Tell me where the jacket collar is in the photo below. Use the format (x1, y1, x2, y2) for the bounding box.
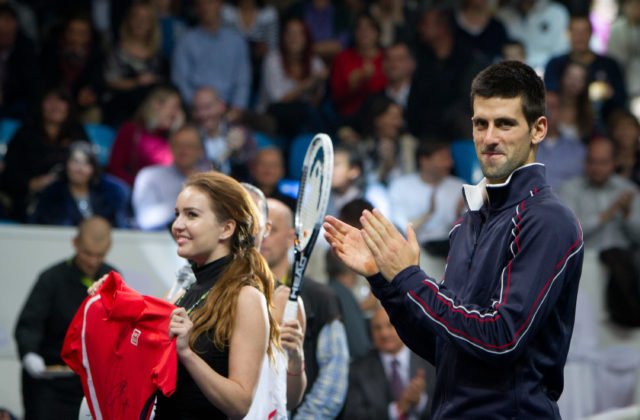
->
(463, 163, 548, 212)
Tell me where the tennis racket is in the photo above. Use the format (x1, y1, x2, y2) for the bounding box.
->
(283, 133, 334, 321)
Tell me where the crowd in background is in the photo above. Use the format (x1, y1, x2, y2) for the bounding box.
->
(1, 0, 640, 418)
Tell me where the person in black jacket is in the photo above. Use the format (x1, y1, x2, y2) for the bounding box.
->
(325, 60, 584, 418)
(14, 217, 115, 420)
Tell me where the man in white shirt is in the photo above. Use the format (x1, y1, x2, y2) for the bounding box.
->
(132, 124, 205, 230)
(388, 142, 464, 254)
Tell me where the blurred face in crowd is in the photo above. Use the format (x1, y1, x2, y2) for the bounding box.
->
(0, 12, 17, 49)
(173, 186, 233, 266)
(545, 92, 560, 133)
(67, 149, 94, 187)
(569, 17, 592, 54)
(624, 0, 640, 23)
(171, 127, 203, 173)
(283, 19, 308, 56)
(261, 199, 294, 269)
(419, 147, 454, 182)
(586, 138, 616, 187)
(354, 15, 379, 51)
(371, 307, 404, 355)
(192, 88, 226, 132)
(42, 93, 70, 125)
(561, 62, 587, 98)
(610, 114, 640, 151)
(331, 151, 360, 192)
(472, 96, 546, 184)
(383, 43, 415, 84)
(251, 148, 285, 191)
(64, 18, 92, 51)
(127, 4, 155, 40)
(153, 93, 183, 131)
(419, 9, 447, 45)
(374, 102, 403, 139)
(196, 0, 223, 28)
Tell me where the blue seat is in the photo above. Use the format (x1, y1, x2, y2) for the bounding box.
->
(450, 139, 483, 184)
(288, 133, 314, 179)
(84, 123, 117, 166)
(0, 118, 21, 161)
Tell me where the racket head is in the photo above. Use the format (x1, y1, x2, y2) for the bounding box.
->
(294, 133, 334, 252)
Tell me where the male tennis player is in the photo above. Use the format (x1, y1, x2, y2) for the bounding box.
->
(324, 60, 584, 418)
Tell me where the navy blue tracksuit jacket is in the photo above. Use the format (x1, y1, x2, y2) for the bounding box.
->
(368, 164, 584, 419)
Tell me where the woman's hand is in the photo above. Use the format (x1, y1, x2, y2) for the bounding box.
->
(281, 319, 304, 371)
(169, 308, 193, 356)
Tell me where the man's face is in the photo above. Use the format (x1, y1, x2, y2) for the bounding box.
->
(371, 308, 404, 354)
(569, 18, 592, 54)
(331, 152, 359, 191)
(420, 148, 454, 180)
(192, 89, 225, 131)
(260, 208, 294, 269)
(196, 0, 222, 27)
(171, 128, 203, 172)
(74, 236, 111, 278)
(383, 44, 415, 83)
(472, 96, 546, 183)
(586, 139, 616, 186)
(251, 149, 284, 190)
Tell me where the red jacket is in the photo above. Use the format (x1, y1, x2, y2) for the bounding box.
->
(62, 271, 177, 420)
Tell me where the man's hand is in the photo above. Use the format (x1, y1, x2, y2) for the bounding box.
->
(324, 215, 379, 277)
(23, 353, 46, 378)
(360, 209, 420, 281)
(397, 368, 426, 414)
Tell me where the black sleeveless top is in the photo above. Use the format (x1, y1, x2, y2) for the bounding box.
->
(155, 256, 232, 420)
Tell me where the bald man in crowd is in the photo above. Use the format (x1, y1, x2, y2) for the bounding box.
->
(14, 217, 116, 420)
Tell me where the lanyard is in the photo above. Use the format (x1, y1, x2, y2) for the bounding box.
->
(176, 289, 210, 314)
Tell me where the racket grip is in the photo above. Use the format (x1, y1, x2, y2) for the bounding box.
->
(283, 299, 298, 322)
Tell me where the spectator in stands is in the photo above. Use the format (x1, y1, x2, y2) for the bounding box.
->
(501, 38, 527, 62)
(326, 249, 371, 360)
(328, 144, 390, 217)
(607, 0, 640, 112)
(0, 0, 37, 44)
(545, 15, 627, 125)
(249, 146, 296, 211)
(342, 306, 435, 420)
(222, 0, 279, 99)
(536, 92, 586, 191)
(261, 198, 349, 418)
(560, 137, 640, 326)
(132, 124, 204, 230)
(172, 0, 251, 115)
(103, 0, 166, 126)
(259, 17, 328, 141)
(608, 108, 640, 186)
(150, 0, 187, 60)
(14, 217, 115, 420)
(288, 0, 351, 64)
(410, 6, 488, 141)
(29, 141, 129, 228)
(330, 13, 386, 122)
(41, 12, 105, 123)
(368, 0, 415, 48)
(388, 141, 464, 259)
(379, 41, 416, 116)
(191, 86, 255, 177)
(496, 0, 570, 73)
(359, 96, 417, 186)
(455, 0, 509, 61)
(1, 87, 89, 222)
(554, 60, 594, 143)
(0, 3, 39, 119)
(107, 85, 184, 186)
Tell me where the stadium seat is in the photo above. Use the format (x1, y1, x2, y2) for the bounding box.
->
(0, 118, 21, 161)
(288, 133, 314, 180)
(450, 139, 482, 184)
(84, 123, 117, 166)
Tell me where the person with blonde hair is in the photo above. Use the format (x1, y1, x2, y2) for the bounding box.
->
(154, 171, 279, 418)
(107, 85, 184, 186)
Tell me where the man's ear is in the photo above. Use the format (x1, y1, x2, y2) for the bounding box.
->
(219, 219, 237, 241)
(531, 116, 548, 145)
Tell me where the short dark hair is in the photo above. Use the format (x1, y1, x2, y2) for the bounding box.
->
(339, 198, 373, 229)
(334, 144, 363, 173)
(470, 60, 546, 128)
(415, 141, 450, 168)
